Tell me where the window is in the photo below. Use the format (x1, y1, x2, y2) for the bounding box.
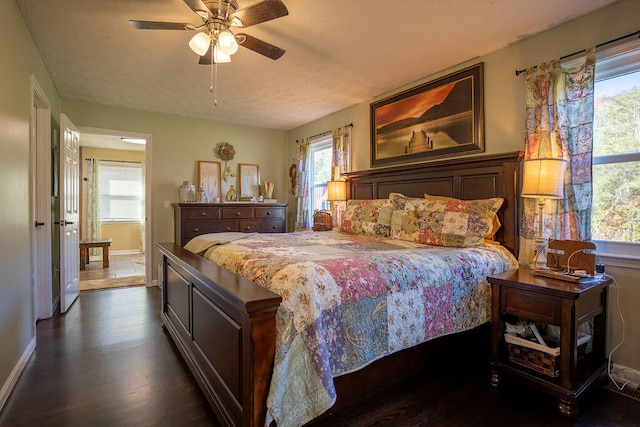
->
(592, 38, 640, 263)
(99, 161, 143, 222)
(308, 137, 332, 214)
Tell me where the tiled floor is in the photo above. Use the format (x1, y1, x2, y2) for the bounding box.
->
(79, 252, 146, 281)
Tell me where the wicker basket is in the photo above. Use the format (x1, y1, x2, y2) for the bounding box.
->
(313, 210, 333, 231)
(505, 332, 590, 378)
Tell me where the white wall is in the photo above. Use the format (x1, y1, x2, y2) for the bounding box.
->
(285, 0, 640, 371)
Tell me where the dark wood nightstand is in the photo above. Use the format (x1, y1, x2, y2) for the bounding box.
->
(488, 267, 611, 418)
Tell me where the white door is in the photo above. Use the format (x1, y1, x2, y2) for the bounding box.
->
(59, 114, 80, 313)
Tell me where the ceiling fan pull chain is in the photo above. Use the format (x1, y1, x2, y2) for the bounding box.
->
(209, 49, 218, 106)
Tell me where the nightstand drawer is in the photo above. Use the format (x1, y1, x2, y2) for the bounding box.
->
(502, 288, 557, 324)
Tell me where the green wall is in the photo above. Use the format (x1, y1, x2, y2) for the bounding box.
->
(61, 100, 288, 276)
(0, 0, 60, 403)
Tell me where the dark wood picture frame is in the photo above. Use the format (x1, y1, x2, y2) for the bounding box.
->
(370, 62, 484, 167)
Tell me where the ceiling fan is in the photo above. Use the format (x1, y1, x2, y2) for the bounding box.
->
(129, 0, 288, 64)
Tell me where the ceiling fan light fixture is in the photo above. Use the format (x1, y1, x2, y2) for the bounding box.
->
(217, 30, 239, 55)
(214, 45, 231, 63)
(189, 32, 212, 56)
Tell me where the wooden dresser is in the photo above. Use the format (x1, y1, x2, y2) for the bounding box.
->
(173, 203, 287, 246)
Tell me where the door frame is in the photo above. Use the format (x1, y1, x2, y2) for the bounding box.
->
(77, 126, 152, 284)
(31, 75, 53, 320)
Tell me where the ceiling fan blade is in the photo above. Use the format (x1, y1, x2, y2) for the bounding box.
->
(129, 20, 190, 30)
(183, 0, 212, 19)
(237, 33, 285, 60)
(232, 0, 288, 28)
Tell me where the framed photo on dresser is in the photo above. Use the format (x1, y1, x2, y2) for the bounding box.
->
(198, 161, 221, 201)
(238, 163, 261, 199)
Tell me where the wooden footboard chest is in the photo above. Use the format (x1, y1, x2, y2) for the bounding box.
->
(158, 242, 281, 426)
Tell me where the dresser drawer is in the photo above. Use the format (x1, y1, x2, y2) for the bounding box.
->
(221, 207, 253, 219)
(239, 220, 284, 233)
(181, 207, 221, 220)
(254, 207, 284, 219)
(184, 220, 238, 240)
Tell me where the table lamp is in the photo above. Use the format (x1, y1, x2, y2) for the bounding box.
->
(327, 180, 348, 228)
(521, 158, 567, 269)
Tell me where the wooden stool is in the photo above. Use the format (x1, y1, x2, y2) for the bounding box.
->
(79, 238, 112, 270)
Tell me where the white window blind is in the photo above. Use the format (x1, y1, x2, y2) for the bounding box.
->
(99, 161, 143, 222)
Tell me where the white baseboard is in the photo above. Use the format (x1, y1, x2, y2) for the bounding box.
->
(0, 336, 36, 411)
(111, 250, 144, 255)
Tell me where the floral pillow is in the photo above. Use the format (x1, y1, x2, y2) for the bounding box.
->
(389, 193, 503, 247)
(424, 193, 502, 241)
(340, 199, 392, 237)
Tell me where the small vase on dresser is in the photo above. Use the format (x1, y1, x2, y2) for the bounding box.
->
(226, 185, 238, 201)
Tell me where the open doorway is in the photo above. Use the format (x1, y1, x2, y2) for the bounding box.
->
(77, 127, 151, 291)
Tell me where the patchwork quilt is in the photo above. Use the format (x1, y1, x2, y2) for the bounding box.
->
(200, 231, 518, 427)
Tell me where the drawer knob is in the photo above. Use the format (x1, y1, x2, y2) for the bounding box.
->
(226, 227, 231, 231)
(201, 212, 206, 216)
(272, 225, 277, 229)
(194, 228, 199, 232)
(245, 226, 251, 230)
(236, 211, 241, 216)
(267, 211, 272, 215)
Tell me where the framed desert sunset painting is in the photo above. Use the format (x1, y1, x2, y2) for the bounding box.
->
(370, 63, 484, 167)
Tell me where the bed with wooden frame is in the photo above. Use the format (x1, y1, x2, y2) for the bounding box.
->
(157, 151, 523, 427)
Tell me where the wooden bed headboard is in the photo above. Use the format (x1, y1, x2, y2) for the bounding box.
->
(342, 151, 523, 257)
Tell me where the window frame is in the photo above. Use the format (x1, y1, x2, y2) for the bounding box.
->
(308, 137, 333, 216)
(591, 38, 640, 267)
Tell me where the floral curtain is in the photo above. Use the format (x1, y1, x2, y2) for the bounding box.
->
(519, 48, 596, 265)
(331, 126, 352, 225)
(294, 138, 310, 230)
(87, 158, 101, 255)
(331, 125, 352, 178)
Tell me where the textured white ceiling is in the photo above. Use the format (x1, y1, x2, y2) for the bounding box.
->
(16, 0, 618, 131)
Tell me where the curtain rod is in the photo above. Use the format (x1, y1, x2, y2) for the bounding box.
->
(515, 29, 640, 76)
(297, 123, 354, 144)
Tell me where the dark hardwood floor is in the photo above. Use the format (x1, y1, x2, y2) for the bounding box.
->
(1, 287, 637, 426)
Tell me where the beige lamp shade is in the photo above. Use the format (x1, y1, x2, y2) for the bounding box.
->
(521, 158, 568, 199)
(327, 181, 348, 201)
